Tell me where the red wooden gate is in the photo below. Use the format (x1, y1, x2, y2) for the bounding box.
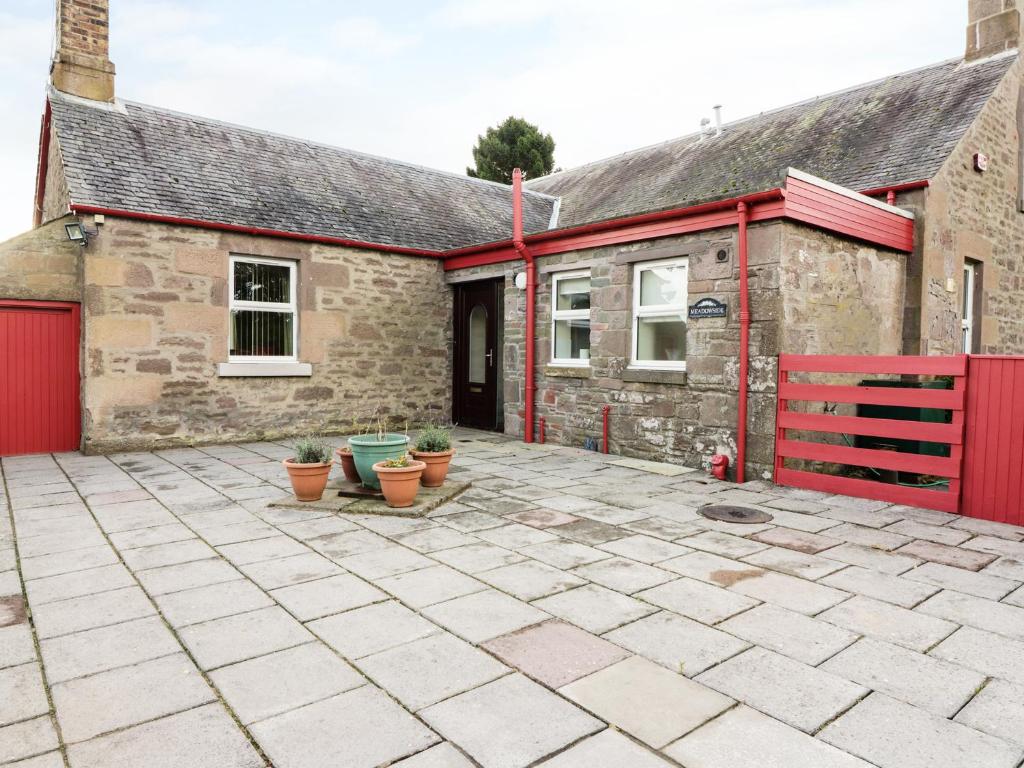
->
(961, 356, 1024, 526)
(774, 354, 966, 513)
(0, 300, 81, 457)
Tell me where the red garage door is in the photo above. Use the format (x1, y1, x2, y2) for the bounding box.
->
(0, 300, 81, 456)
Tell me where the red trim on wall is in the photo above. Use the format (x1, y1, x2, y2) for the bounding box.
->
(67, 205, 447, 258)
(859, 180, 930, 198)
(32, 99, 52, 228)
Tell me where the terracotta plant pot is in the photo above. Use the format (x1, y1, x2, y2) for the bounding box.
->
(283, 459, 332, 502)
(409, 449, 455, 488)
(334, 447, 360, 484)
(372, 459, 426, 508)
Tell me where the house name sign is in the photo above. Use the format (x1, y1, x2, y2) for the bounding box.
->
(688, 298, 728, 319)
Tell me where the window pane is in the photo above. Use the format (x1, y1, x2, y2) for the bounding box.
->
(554, 318, 591, 361)
(640, 264, 686, 306)
(233, 261, 291, 303)
(556, 276, 591, 311)
(468, 304, 487, 384)
(962, 265, 971, 317)
(636, 315, 686, 362)
(230, 310, 293, 356)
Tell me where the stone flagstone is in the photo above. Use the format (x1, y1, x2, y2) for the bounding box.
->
(636, 577, 758, 624)
(717, 603, 857, 665)
(930, 626, 1024, 685)
(954, 680, 1024, 747)
(915, 589, 1024, 641)
(604, 610, 749, 676)
(540, 729, 676, 767)
(819, 565, 939, 609)
(533, 583, 655, 634)
(818, 595, 957, 652)
(309, 601, 440, 659)
(421, 589, 549, 643)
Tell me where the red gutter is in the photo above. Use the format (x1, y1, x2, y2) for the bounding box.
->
(736, 201, 750, 483)
(33, 99, 52, 228)
(67, 204, 445, 258)
(512, 168, 537, 444)
(859, 180, 929, 198)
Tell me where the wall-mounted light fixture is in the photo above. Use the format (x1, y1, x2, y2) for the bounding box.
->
(64, 221, 98, 246)
(514, 272, 528, 290)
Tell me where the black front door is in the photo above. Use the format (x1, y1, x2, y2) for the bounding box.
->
(453, 279, 502, 430)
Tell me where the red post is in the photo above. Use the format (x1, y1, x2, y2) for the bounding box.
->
(538, 417, 546, 444)
(602, 405, 610, 454)
(512, 168, 536, 443)
(736, 201, 750, 483)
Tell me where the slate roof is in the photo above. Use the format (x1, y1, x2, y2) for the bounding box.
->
(527, 55, 1016, 229)
(47, 88, 557, 252)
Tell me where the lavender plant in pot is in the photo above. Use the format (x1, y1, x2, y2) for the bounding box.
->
(283, 435, 333, 502)
(409, 425, 455, 488)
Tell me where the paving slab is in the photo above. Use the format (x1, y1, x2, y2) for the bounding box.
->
(623, 516, 703, 541)
(517, 540, 610, 569)
(153, 578, 274, 627)
(949, 516, 1024, 540)
(311, 600, 440, 659)
(960, 535, 1024, 560)
(475, 523, 558, 549)
(821, 637, 985, 717)
(505, 508, 578, 528)
(697, 646, 867, 733)
(210, 642, 364, 724)
(717, 603, 857, 665)
(306, 529, 390, 559)
(741, 546, 845, 580)
(375, 564, 487, 608)
(819, 693, 1023, 768)
(605, 610, 749, 675)
(52, 652, 215, 743)
(4, 750, 64, 768)
(539, 728, 675, 767)
(750, 526, 840, 554)
(421, 673, 602, 768)
(0, 621, 36, 670)
(819, 565, 939, 609)
(930, 626, 1024, 684)
(550, 518, 628, 545)
(823, 542, 922, 574)
(121, 539, 219, 571)
(916, 589, 1024, 641)
(728, 569, 848, 615)
(897, 540, 999, 572)
(681, 530, 768, 558)
(357, 632, 509, 711)
(338, 545, 436, 580)
(1005, 583, 1024, 607)
(20, 544, 119, 580)
(477, 560, 584, 601)
(636, 576, 758, 624)
(884, 520, 971, 546)
(902, 561, 1017, 599)
(31, 585, 155, 639)
(437, 510, 507, 532)
(572, 556, 674, 593)
(819, 595, 957, 652)
(422, 589, 549, 643)
(395, 526, 475, 553)
(392, 743, 476, 767)
(482, 620, 629, 688)
(67, 702, 263, 768)
(430, 542, 527, 573)
(0, 662, 48, 727)
(0, 716, 59, 764)
(954, 679, 1024, 747)
(40, 615, 180, 683)
(819, 504, 904, 527)
(216, 535, 312, 565)
(178, 606, 312, 670)
(984, 556, 1024, 581)
(237, 551, 345, 590)
(665, 704, 872, 768)
(820, 523, 911, 551)
(597, 534, 691, 563)
(561, 655, 732, 748)
(107, 523, 196, 551)
(269, 572, 386, 621)
(135, 558, 242, 596)
(534, 583, 656, 633)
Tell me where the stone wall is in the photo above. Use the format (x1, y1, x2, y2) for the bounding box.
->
(80, 216, 451, 452)
(0, 217, 81, 302)
(41, 127, 71, 225)
(919, 54, 1024, 354)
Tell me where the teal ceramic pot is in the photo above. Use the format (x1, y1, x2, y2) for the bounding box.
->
(347, 434, 410, 489)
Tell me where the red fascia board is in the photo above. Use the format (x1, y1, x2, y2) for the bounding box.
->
(443, 190, 786, 271)
(67, 205, 446, 258)
(32, 99, 52, 229)
(859, 180, 930, 197)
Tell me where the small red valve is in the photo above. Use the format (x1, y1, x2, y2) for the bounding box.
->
(710, 454, 729, 481)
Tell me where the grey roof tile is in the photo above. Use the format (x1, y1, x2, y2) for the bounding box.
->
(527, 55, 1015, 228)
(48, 89, 556, 252)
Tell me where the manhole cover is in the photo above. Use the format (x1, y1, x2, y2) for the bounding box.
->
(698, 504, 773, 524)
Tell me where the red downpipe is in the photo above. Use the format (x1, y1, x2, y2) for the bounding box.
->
(512, 168, 536, 443)
(538, 417, 546, 443)
(736, 201, 750, 484)
(602, 405, 610, 454)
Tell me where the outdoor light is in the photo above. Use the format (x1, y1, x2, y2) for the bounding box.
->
(64, 222, 88, 245)
(514, 272, 528, 290)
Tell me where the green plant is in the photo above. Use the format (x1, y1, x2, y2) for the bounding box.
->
(415, 425, 452, 453)
(292, 434, 332, 464)
(381, 454, 410, 468)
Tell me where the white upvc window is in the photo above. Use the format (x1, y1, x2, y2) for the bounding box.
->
(551, 270, 591, 366)
(228, 255, 298, 362)
(962, 261, 976, 354)
(631, 257, 688, 370)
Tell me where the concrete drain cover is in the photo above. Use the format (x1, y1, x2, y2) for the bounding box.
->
(698, 504, 773, 524)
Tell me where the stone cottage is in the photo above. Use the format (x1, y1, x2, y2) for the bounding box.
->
(2, 0, 1023, 482)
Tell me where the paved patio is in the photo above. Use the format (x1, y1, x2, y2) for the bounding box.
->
(2, 430, 1024, 768)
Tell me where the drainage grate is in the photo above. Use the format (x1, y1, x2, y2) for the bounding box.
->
(698, 504, 773, 524)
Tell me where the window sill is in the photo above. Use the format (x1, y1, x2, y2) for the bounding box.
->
(218, 362, 312, 377)
(621, 368, 687, 385)
(545, 365, 592, 379)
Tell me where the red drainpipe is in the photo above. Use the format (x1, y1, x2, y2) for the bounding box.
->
(602, 405, 610, 454)
(736, 201, 750, 483)
(512, 168, 537, 443)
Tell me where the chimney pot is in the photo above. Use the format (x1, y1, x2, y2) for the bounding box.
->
(51, 0, 115, 101)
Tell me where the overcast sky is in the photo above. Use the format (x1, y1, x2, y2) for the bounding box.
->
(0, 0, 968, 241)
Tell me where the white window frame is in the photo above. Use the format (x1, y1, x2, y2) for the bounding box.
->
(550, 269, 592, 367)
(962, 262, 976, 354)
(631, 257, 688, 371)
(228, 255, 299, 363)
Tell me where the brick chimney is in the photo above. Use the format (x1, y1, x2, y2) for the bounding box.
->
(50, 0, 116, 101)
(966, 0, 1022, 61)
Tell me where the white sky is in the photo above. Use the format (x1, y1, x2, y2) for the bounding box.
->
(0, 0, 967, 241)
